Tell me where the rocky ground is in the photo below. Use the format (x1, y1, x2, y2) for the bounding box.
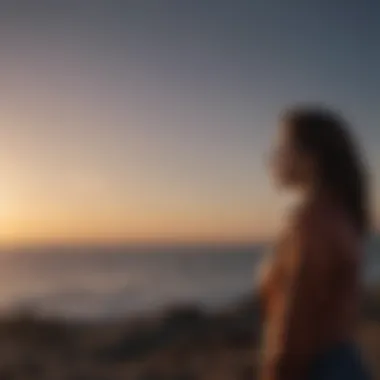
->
(0, 289, 378, 380)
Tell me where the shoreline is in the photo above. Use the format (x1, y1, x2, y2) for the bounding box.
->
(0, 288, 379, 379)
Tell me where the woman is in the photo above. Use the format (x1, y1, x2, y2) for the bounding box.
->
(259, 106, 372, 380)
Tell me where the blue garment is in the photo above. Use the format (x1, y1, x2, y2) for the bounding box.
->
(309, 342, 372, 380)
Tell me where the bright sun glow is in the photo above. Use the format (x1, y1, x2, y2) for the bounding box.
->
(0, 192, 20, 243)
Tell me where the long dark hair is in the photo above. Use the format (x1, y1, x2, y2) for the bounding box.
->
(283, 106, 370, 235)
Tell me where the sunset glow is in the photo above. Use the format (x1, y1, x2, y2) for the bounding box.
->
(0, 2, 378, 246)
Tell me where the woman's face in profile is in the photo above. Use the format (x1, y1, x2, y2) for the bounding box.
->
(269, 122, 310, 190)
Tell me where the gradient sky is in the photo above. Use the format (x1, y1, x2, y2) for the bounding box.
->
(0, 0, 379, 245)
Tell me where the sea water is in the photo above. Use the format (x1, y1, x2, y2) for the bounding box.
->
(0, 239, 378, 320)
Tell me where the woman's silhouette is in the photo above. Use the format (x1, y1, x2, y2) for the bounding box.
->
(259, 106, 372, 379)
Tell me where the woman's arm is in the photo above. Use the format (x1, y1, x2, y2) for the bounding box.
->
(256, 253, 276, 297)
(260, 222, 323, 380)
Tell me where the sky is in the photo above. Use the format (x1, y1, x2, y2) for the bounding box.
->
(0, 0, 379, 245)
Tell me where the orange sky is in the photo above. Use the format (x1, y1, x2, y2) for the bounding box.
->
(0, 171, 281, 245)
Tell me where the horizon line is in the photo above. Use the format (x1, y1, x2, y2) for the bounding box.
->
(0, 238, 270, 250)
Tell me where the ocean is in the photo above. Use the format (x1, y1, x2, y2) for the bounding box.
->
(0, 239, 378, 320)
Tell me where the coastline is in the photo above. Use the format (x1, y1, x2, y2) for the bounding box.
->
(0, 287, 379, 380)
